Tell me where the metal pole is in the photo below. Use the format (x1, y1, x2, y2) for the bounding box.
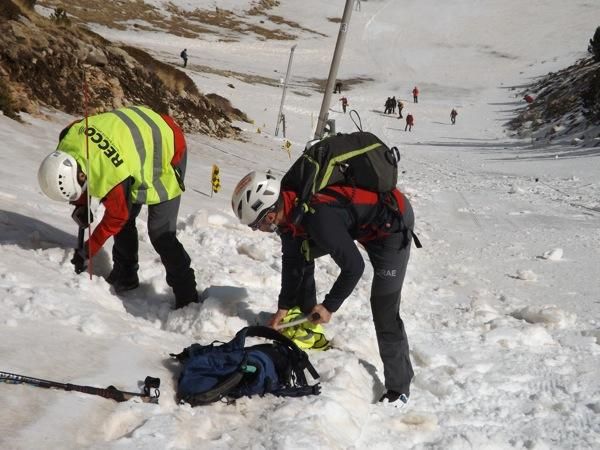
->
(275, 44, 297, 136)
(314, 0, 355, 139)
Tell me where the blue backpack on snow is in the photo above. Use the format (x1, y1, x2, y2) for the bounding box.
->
(171, 326, 321, 406)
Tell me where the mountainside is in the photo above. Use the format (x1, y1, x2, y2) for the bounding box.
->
(0, 1, 240, 137)
(508, 56, 600, 151)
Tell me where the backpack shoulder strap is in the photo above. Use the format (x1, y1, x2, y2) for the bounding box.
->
(180, 371, 245, 406)
(243, 326, 320, 381)
(386, 191, 423, 249)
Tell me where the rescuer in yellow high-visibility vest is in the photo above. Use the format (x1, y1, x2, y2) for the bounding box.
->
(38, 106, 198, 309)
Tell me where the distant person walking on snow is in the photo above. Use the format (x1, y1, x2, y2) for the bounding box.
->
(412, 86, 419, 103)
(397, 100, 404, 119)
(384, 97, 392, 114)
(405, 113, 414, 131)
(340, 96, 349, 113)
(450, 108, 458, 125)
(333, 81, 343, 94)
(391, 96, 397, 114)
(180, 48, 188, 68)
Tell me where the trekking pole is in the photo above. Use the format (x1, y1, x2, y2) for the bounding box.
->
(0, 371, 160, 404)
(274, 313, 321, 330)
(82, 66, 93, 280)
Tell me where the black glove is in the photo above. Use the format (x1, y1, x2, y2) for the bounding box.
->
(71, 247, 88, 274)
(71, 205, 93, 229)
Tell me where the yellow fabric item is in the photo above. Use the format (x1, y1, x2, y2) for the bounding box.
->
(280, 307, 330, 351)
(57, 106, 181, 204)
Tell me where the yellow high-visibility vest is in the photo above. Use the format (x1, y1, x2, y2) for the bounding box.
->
(57, 106, 182, 204)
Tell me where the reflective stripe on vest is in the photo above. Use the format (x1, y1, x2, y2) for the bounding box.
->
(112, 106, 170, 203)
(57, 106, 181, 204)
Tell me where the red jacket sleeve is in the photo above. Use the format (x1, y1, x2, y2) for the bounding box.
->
(86, 183, 130, 257)
(160, 114, 187, 166)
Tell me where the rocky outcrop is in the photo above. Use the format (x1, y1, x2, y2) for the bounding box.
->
(0, 1, 239, 137)
(508, 57, 600, 148)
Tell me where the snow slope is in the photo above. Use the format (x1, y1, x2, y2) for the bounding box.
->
(1, 0, 599, 449)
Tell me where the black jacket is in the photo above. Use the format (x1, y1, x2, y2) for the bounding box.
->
(278, 188, 409, 312)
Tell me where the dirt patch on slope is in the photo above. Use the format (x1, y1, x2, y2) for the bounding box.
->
(0, 1, 239, 137)
(37, 0, 325, 41)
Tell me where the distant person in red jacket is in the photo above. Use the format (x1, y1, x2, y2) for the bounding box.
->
(524, 94, 534, 104)
(450, 108, 458, 125)
(405, 113, 414, 131)
(340, 96, 349, 113)
(412, 86, 419, 103)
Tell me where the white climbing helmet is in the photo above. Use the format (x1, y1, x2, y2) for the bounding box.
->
(38, 151, 83, 202)
(231, 171, 281, 226)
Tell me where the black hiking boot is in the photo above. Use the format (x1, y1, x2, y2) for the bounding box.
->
(107, 269, 139, 293)
(174, 291, 200, 310)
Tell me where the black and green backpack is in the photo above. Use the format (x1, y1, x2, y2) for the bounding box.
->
(281, 131, 400, 223)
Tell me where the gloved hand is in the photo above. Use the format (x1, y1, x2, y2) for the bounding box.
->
(71, 247, 88, 274)
(267, 308, 289, 329)
(309, 304, 331, 324)
(71, 205, 93, 229)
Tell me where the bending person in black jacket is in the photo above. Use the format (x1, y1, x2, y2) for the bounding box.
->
(231, 171, 416, 407)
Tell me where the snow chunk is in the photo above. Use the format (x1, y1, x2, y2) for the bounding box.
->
(237, 242, 268, 261)
(511, 305, 577, 329)
(183, 210, 232, 229)
(208, 213, 231, 226)
(185, 210, 208, 228)
(77, 315, 109, 336)
(165, 298, 247, 337)
(485, 323, 554, 347)
(470, 296, 501, 322)
(540, 248, 563, 261)
(508, 184, 524, 194)
(514, 269, 538, 281)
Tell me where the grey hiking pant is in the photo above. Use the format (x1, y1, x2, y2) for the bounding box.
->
(112, 153, 197, 304)
(364, 200, 415, 396)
